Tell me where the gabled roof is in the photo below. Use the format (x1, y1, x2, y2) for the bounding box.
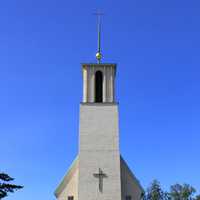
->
(120, 155, 144, 192)
(54, 156, 79, 197)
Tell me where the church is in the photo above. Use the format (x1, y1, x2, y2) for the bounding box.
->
(54, 17, 143, 200)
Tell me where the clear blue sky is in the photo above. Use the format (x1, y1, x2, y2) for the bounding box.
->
(0, 0, 200, 199)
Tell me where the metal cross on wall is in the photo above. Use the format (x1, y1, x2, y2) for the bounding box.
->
(93, 168, 107, 192)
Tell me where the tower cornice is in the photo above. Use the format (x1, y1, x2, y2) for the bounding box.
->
(81, 63, 117, 67)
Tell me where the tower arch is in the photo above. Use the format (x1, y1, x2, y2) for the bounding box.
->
(95, 70, 103, 103)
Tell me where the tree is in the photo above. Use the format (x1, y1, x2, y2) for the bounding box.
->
(169, 184, 196, 200)
(195, 195, 200, 200)
(144, 180, 169, 200)
(143, 180, 199, 200)
(0, 172, 23, 199)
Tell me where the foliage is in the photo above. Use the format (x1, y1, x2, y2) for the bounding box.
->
(143, 180, 169, 200)
(143, 180, 199, 200)
(169, 184, 196, 200)
(195, 195, 200, 200)
(0, 173, 23, 199)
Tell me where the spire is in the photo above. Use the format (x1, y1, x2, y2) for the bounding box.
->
(94, 11, 104, 63)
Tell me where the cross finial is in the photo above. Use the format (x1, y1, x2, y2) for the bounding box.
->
(93, 11, 104, 63)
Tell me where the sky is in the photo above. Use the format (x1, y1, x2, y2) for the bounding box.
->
(0, 0, 200, 199)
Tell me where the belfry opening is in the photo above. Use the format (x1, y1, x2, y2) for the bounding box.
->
(95, 71, 103, 103)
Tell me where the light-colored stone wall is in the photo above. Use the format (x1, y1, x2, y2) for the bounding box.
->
(55, 159, 79, 200)
(121, 158, 143, 200)
(58, 168, 79, 200)
(78, 104, 122, 200)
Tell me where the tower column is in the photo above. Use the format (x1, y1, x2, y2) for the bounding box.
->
(91, 67, 95, 103)
(110, 67, 114, 102)
(103, 66, 107, 102)
(83, 68, 87, 103)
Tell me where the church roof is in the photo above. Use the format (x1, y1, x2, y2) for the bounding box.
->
(54, 156, 79, 197)
(120, 156, 144, 193)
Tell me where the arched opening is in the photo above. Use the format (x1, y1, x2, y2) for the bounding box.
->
(95, 71, 103, 102)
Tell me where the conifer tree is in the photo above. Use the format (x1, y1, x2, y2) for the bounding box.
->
(144, 180, 169, 200)
(0, 173, 23, 199)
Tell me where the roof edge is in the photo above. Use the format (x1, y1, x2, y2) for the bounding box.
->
(54, 156, 79, 197)
(120, 155, 144, 192)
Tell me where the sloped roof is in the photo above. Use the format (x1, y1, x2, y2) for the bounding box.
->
(54, 156, 79, 197)
(120, 155, 144, 192)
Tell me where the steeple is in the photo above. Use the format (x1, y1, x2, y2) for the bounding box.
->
(95, 12, 103, 63)
(55, 13, 144, 200)
(81, 12, 117, 104)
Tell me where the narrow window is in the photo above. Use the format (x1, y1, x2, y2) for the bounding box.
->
(95, 71, 103, 102)
(68, 196, 74, 200)
(126, 195, 132, 200)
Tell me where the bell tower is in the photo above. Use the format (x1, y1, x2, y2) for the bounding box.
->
(54, 13, 143, 200)
(78, 14, 121, 200)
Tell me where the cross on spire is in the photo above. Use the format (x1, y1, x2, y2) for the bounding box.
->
(93, 11, 104, 63)
(93, 168, 107, 192)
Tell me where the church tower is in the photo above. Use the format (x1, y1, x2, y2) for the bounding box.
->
(55, 16, 143, 200)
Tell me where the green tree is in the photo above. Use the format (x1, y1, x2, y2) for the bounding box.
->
(0, 173, 23, 199)
(169, 184, 196, 200)
(195, 195, 200, 200)
(144, 180, 169, 200)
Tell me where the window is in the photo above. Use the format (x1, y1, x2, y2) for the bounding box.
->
(95, 71, 103, 103)
(68, 196, 74, 200)
(126, 195, 132, 200)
